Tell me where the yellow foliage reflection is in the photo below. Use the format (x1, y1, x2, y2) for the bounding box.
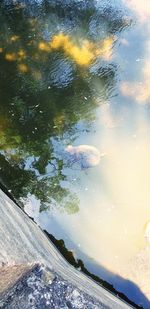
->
(38, 33, 114, 66)
(5, 52, 17, 61)
(66, 43, 93, 66)
(50, 33, 69, 50)
(18, 63, 28, 73)
(50, 33, 113, 65)
(5, 50, 26, 64)
(4, 32, 114, 69)
(18, 49, 26, 60)
(10, 35, 20, 42)
(38, 42, 51, 52)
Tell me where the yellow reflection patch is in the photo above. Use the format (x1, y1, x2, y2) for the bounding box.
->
(38, 42, 51, 52)
(0, 47, 3, 53)
(50, 33, 114, 66)
(18, 63, 28, 73)
(5, 52, 17, 61)
(68, 44, 94, 66)
(50, 33, 70, 49)
(50, 33, 94, 66)
(5, 33, 114, 67)
(10, 35, 20, 42)
(18, 49, 26, 60)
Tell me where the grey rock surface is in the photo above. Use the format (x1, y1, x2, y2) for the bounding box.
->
(0, 264, 109, 309)
(0, 189, 132, 309)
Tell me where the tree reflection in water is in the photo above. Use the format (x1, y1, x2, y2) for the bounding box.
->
(0, 0, 128, 212)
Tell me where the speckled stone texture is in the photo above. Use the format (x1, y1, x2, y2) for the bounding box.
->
(0, 264, 107, 309)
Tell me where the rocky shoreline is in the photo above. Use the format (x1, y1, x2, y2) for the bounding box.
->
(0, 189, 131, 309)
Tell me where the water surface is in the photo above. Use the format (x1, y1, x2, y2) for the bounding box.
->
(0, 1, 150, 307)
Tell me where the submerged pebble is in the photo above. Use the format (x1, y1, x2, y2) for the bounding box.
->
(64, 144, 102, 169)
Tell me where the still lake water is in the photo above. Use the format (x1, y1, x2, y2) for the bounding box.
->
(0, 0, 150, 307)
